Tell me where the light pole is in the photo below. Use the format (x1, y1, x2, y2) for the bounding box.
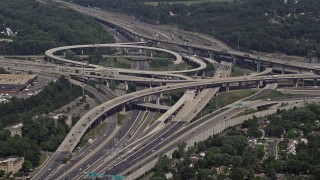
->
(237, 32, 240, 51)
(259, 42, 261, 56)
(216, 91, 219, 109)
(194, 25, 197, 44)
(82, 60, 85, 98)
(284, 47, 287, 61)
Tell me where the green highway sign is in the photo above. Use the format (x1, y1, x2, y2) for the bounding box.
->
(112, 174, 126, 180)
(235, 100, 243, 107)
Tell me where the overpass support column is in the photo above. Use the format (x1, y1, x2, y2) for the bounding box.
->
(106, 80, 110, 88)
(197, 87, 201, 95)
(269, 62, 273, 68)
(122, 105, 126, 113)
(256, 81, 260, 89)
(281, 65, 285, 74)
(294, 79, 299, 88)
(150, 51, 153, 57)
(150, 84, 152, 89)
(314, 79, 318, 86)
(156, 93, 160, 105)
(232, 56, 237, 65)
(299, 68, 302, 74)
(239, 82, 242, 88)
(209, 52, 213, 59)
(256, 60, 261, 72)
(179, 46, 182, 53)
(226, 83, 230, 92)
(125, 82, 128, 91)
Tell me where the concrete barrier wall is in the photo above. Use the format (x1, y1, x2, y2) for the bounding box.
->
(126, 100, 315, 179)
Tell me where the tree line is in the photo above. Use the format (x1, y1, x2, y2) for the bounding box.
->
(0, 0, 114, 55)
(72, 0, 320, 57)
(0, 77, 82, 168)
(152, 102, 320, 179)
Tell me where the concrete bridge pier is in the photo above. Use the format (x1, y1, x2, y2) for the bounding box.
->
(156, 93, 161, 105)
(122, 105, 126, 112)
(256, 60, 261, 72)
(269, 62, 274, 68)
(226, 83, 230, 92)
(294, 79, 299, 88)
(314, 79, 318, 86)
(209, 51, 213, 59)
(281, 65, 285, 74)
(255, 81, 261, 89)
(232, 56, 237, 65)
(125, 82, 128, 91)
(196, 87, 201, 95)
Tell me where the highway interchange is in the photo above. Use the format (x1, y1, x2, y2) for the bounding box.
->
(2, 1, 319, 180)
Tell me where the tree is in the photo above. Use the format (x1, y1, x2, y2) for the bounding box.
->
(0, 170, 5, 177)
(230, 168, 245, 180)
(22, 160, 33, 171)
(154, 155, 173, 173)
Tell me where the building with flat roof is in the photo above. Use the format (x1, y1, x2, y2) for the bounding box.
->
(0, 74, 37, 93)
(5, 123, 23, 137)
(0, 156, 24, 174)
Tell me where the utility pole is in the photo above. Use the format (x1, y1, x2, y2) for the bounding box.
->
(259, 42, 262, 56)
(82, 61, 85, 98)
(237, 32, 240, 51)
(216, 91, 219, 109)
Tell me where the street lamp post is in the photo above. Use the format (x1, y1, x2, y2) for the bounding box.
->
(237, 32, 240, 51)
(259, 42, 262, 56)
(216, 91, 219, 109)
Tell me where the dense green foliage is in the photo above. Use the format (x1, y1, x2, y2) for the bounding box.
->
(0, 67, 9, 74)
(73, 0, 320, 56)
(152, 103, 320, 179)
(152, 131, 264, 180)
(0, 77, 82, 127)
(0, 0, 114, 55)
(0, 77, 82, 167)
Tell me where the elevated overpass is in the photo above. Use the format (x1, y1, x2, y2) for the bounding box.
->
(52, 0, 320, 74)
(57, 73, 320, 152)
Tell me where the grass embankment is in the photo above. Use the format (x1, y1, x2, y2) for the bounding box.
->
(145, 0, 234, 6)
(36, 153, 48, 168)
(117, 113, 128, 125)
(232, 108, 259, 118)
(257, 90, 291, 100)
(231, 66, 254, 77)
(99, 57, 131, 68)
(78, 122, 108, 147)
(149, 58, 191, 71)
(149, 112, 162, 126)
(201, 89, 258, 116)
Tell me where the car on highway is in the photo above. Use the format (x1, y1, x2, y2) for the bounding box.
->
(244, 53, 251, 57)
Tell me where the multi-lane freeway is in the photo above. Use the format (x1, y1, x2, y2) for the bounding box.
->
(6, 1, 317, 180)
